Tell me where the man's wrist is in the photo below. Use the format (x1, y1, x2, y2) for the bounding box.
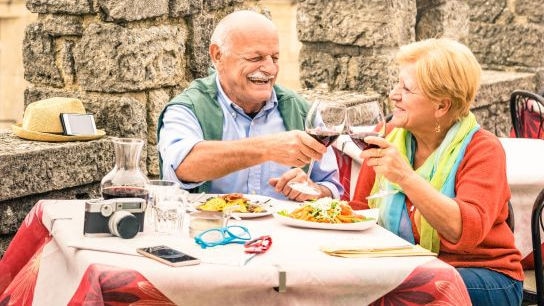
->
(316, 183, 333, 199)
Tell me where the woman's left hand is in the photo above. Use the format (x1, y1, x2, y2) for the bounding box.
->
(360, 135, 414, 185)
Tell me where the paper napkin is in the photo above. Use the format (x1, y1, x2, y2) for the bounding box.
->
(321, 244, 436, 258)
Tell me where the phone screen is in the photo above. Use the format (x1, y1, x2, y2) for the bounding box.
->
(137, 245, 200, 266)
(60, 113, 97, 135)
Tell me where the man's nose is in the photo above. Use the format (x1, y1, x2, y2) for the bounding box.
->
(260, 56, 278, 73)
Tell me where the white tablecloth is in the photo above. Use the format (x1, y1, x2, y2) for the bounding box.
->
(34, 199, 439, 305)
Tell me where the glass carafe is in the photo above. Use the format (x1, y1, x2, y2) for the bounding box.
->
(101, 137, 150, 200)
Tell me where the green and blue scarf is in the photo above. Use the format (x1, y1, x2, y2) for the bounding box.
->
(368, 112, 480, 253)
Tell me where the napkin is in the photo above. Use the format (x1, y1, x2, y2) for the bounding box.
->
(321, 244, 436, 258)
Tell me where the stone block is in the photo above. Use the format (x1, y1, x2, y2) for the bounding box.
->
(0, 132, 113, 201)
(204, 0, 245, 10)
(0, 183, 101, 235)
(147, 89, 173, 177)
(468, 0, 506, 23)
(536, 68, 544, 94)
(416, 1, 469, 41)
(73, 23, 186, 92)
(187, 13, 216, 78)
(297, 0, 415, 47)
(97, 0, 169, 22)
(23, 22, 64, 88)
(298, 89, 381, 108)
(26, 0, 94, 14)
(473, 70, 536, 136)
(469, 22, 544, 69)
(514, 0, 544, 24)
(60, 40, 76, 86)
(40, 14, 84, 36)
(476, 70, 537, 108)
(171, 0, 204, 17)
(147, 89, 171, 146)
(472, 102, 512, 137)
(299, 45, 397, 94)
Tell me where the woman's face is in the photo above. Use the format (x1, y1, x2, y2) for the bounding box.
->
(388, 63, 438, 134)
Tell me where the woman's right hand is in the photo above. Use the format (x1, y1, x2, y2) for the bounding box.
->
(360, 135, 414, 186)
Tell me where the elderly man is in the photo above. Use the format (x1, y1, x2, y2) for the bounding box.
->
(157, 10, 342, 201)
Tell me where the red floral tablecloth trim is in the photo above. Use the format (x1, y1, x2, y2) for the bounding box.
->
(370, 258, 470, 306)
(0, 200, 50, 305)
(69, 264, 175, 306)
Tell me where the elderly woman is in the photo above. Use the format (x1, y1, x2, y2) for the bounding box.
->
(350, 38, 523, 305)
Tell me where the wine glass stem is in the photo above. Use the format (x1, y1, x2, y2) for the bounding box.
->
(306, 159, 315, 179)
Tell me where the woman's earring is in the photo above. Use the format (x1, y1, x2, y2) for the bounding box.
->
(435, 120, 441, 133)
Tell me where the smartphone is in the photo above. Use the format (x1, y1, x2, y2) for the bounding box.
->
(60, 113, 97, 135)
(136, 245, 201, 267)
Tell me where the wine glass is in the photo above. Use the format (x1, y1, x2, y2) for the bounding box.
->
(346, 101, 398, 199)
(288, 100, 347, 196)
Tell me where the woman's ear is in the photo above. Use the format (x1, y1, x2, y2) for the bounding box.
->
(435, 98, 451, 117)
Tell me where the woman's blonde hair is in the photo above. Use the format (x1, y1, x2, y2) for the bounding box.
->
(395, 38, 481, 118)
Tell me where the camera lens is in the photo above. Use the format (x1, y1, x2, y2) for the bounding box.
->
(108, 210, 139, 239)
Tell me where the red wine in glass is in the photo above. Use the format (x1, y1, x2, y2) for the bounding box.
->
(307, 129, 340, 147)
(349, 131, 383, 151)
(102, 186, 149, 201)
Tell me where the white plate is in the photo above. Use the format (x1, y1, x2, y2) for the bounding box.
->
(273, 209, 376, 231)
(195, 194, 275, 219)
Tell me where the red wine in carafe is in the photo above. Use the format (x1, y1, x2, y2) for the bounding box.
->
(350, 132, 382, 150)
(102, 186, 149, 201)
(307, 130, 340, 147)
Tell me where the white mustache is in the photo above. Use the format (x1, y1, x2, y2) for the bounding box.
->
(248, 71, 274, 81)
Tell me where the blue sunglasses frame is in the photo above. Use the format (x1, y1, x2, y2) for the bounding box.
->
(194, 225, 252, 249)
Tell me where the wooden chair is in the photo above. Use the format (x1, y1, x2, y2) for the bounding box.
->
(510, 90, 544, 139)
(523, 189, 544, 305)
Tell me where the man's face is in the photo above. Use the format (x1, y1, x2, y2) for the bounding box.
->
(212, 28, 279, 113)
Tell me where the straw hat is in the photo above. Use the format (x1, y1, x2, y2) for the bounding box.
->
(11, 97, 106, 142)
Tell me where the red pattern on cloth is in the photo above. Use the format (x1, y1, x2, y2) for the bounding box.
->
(369, 258, 471, 306)
(69, 264, 175, 305)
(0, 200, 50, 304)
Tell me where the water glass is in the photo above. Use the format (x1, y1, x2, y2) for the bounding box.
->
(146, 180, 188, 235)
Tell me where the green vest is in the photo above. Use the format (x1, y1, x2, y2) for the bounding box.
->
(157, 73, 310, 192)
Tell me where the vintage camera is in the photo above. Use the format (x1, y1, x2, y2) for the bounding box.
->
(84, 198, 146, 239)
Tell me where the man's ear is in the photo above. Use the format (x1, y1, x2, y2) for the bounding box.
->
(209, 44, 221, 64)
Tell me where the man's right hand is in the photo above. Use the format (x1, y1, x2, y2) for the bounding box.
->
(263, 130, 326, 167)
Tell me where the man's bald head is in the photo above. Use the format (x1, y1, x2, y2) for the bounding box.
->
(210, 10, 277, 54)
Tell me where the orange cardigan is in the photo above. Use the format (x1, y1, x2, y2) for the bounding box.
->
(350, 128, 523, 281)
